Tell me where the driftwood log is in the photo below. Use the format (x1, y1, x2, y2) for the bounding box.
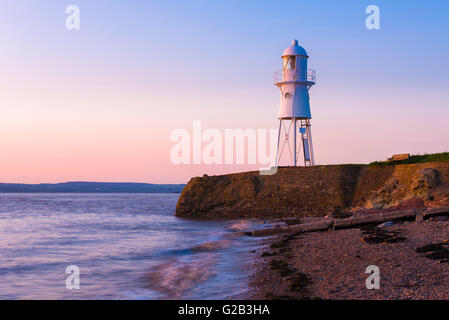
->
(248, 206, 449, 237)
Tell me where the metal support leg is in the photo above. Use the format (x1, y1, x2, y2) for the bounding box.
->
(293, 118, 297, 167)
(308, 120, 315, 166)
(275, 119, 282, 167)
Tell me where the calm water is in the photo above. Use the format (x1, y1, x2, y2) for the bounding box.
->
(0, 193, 266, 299)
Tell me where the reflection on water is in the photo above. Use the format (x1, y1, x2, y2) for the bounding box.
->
(0, 193, 265, 299)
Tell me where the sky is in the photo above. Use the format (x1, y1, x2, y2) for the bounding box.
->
(0, 0, 448, 183)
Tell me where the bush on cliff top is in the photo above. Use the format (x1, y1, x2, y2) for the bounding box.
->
(369, 152, 449, 166)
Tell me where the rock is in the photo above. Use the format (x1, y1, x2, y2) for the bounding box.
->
(378, 221, 396, 228)
(365, 178, 400, 209)
(175, 163, 449, 218)
(412, 168, 441, 190)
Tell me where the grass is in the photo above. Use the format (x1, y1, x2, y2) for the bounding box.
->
(282, 152, 449, 168)
(369, 152, 449, 166)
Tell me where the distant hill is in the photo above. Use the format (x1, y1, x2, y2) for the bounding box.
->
(0, 182, 185, 193)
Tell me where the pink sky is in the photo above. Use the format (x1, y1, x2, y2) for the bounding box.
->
(1, 1, 448, 184)
(1, 79, 448, 184)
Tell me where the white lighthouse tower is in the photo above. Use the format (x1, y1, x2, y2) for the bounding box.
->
(275, 40, 316, 167)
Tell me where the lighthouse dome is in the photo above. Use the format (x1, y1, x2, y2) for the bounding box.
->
(281, 39, 308, 57)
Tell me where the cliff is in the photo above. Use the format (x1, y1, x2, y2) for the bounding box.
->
(175, 162, 449, 219)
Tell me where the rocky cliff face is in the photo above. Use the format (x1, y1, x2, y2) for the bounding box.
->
(175, 163, 449, 219)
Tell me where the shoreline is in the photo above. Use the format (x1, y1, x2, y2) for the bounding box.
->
(176, 161, 449, 299)
(244, 215, 449, 299)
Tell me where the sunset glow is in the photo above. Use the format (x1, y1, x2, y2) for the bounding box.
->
(1, 1, 448, 183)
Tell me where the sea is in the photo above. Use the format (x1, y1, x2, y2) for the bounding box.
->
(0, 193, 269, 299)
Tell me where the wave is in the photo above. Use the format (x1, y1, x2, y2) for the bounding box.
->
(145, 254, 216, 299)
(190, 240, 231, 252)
(227, 220, 252, 231)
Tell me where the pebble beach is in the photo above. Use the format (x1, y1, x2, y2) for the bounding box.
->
(246, 217, 449, 300)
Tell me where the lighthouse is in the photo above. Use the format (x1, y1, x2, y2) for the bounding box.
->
(275, 40, 316, 167)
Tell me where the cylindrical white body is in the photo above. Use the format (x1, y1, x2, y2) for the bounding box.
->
(278, 83, 311, 118)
